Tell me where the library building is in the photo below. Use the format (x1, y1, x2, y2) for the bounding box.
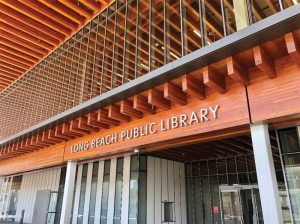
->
(0, 0, 300, 224)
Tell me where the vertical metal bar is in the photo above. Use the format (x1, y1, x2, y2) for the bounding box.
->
(225, 157, 229, 184)
(134, 0, 140, 79)
(122, 1, 129, 84)
(179, 0, 186, 56)
(163, 0, 169, 64)
(148, 0, 153, 71)
(245, 155, 251, 185)
(90, 17, 100, 99)
(217, 159, 225, 224)
(276, 130, 295, 224)
(235, 157, 239, 184)
(100, 8, 109, 95)
(279, 0, 285, 11)
(245, 0, 254, 25)
(73, 32, 84, 106)
(81, 22, 92, 103)
(220, 0, 228, 37)
(207, 160, 214, 223)
(110, 1, 119, 89)
(198, 0, 206, 46)
(199, 162, 204, 224)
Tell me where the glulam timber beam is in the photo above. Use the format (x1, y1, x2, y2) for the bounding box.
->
(203, 66, 226, 94)
(80, 0, 103, 11)
(55, 125, 76, 140)
(39, 0, 85, 25)
(164, 82, 187, 106)
(108, 105, 131, 122)
(97, 109, 120, 126)
(70, 120, 91, 135)
(226, 56, 249, 86)
(18, 0, 78, 31)
(133, 95, 156, 115)
(148, 88, 171, 110)
(120, 99, 143, 119)
(62, 123, 83, 137)
(77, 117, 99, 132)
(182, 74, 205, 100)
(87, 112, 109, 129)
(1, 0, 72, 36)
(253, 46, 277, 78)
(285, 32, 300, 68)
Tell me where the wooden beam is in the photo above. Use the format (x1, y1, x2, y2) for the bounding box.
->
(148, 88, 171, 110)
(133, 95, 156, 115)
(59, 1, 93, 18)
(1, 0, 72, 36)
(164, 82, 187, 105)
(253, 46, 277, 78)
(40, 0, 85, 25)
(285, 32, 300, 68)
(77, 117, 99, 132)
(18, 0, 78, 30)
(87, 112, 109, 129)
(80, 0, 103, 11)
(182, 74, 205, 100)
(203, 66, 226, 94)
(226, 56, 249, 86)
(70, 120, 91, 135)
(120, 99, 143, 119)
(97, 109, 120, 126)
(108, 105, 131, 122)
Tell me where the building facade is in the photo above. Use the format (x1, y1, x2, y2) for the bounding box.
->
(0, 0, 300, 224)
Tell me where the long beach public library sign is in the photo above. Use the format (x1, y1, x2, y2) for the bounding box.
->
(70, 105, 220, 154)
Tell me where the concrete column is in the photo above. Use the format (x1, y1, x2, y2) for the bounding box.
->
(233, 0, 249, 30)
(250, 123, 283, 224)
(0, 176, 3, 188)
(60, 161, 77, 224)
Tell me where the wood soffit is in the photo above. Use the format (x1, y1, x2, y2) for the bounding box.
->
(0, 29, 299, 161)
(0, 0, 110, 92)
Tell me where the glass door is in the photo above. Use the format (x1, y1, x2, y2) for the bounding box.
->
(220, 189, 243, 224)
(220, 185, 263, 224)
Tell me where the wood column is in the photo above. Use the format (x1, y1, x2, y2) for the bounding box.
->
(233, 0, 249, 30)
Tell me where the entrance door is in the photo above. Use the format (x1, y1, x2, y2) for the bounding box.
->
(219, 185, 263, 224)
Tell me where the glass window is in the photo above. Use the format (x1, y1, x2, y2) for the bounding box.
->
(6, 175, 22, 222)
(101, 160, 111, 223)
(279, 128, 300, 153)
(77, 164, 88, 224)
(283, 154, 300, 222)
(128, 155, 147, 224)
(114, 158, 124, 224)
(88, 162, 99, 224)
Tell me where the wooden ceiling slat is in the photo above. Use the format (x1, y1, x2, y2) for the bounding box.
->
(0, 61, 27, 73)
(0, 67, 22, 78)
(39, 0, 86, 25)
(80, 0, 103, 11)
(1, 0, 72, 36)
(59, 1, 93, 18)
(0, 44, 39, 63)
(0, 71, 17, 81)
(0, 36, 45, 58)
(18, 0, 79, 31)
(0, 55, 31, 70)
(0, 25, 54, 51)
(0, 50, 34, 67)
(0, 4, 65, 42)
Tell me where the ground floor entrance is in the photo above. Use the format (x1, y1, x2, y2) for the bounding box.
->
(0, 125, 299, 224)
(219, 185, 263, 224)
